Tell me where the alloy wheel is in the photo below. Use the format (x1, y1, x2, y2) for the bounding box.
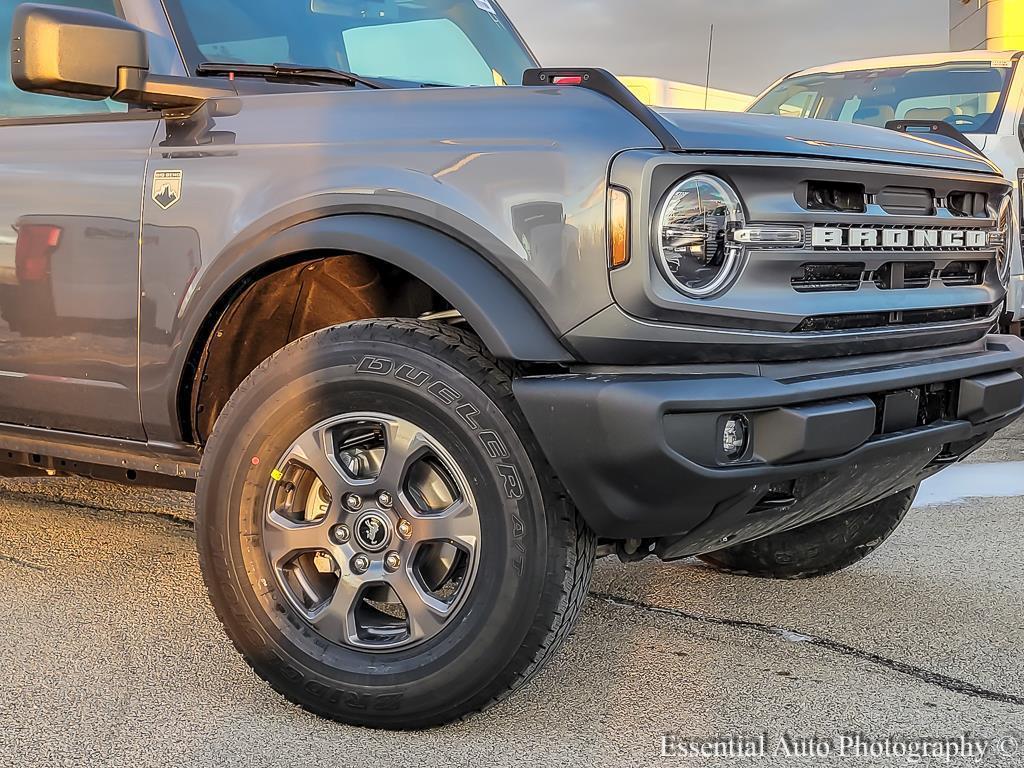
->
(262, 413, 481, 651)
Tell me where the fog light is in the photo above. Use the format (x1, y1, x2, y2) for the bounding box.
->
(722, 415, 749, 459)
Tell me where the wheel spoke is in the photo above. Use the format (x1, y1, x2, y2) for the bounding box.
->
(309, 576, 362, 644)
(262, 411, 482, 651)
(284, 426, 350, 495)
(264, 511, 331, 567)
(376, 419, 432, 491)
(387, 568, 451, 643)
(409, 499, 479, 549)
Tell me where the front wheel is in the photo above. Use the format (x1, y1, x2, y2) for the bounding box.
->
(698, 486, 917, 579)
(196, 320, 594, 729)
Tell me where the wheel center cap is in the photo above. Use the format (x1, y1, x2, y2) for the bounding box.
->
(354, 511, 392, 552)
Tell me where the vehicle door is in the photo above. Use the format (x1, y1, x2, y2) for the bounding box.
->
(0, 0, 160, 439)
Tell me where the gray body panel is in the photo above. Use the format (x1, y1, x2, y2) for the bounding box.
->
(137, 85, 660, 440)
(0, 117, 159, 438)
(0, 0, 1013, 458)
(653, 108, 1000, 175)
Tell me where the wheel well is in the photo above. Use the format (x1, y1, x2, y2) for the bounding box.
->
(184, 251, 455, 444)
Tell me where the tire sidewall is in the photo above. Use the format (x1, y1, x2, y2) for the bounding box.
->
(197, 329, 552, 721)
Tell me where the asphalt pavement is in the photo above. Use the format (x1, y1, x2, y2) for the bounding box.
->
(1, 421, 1022, 767)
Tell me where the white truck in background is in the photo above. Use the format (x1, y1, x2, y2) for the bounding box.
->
(747, 51, 1024, 331)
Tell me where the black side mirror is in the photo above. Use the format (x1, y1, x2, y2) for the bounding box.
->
(11, 2, 232, 112)
(11, 3, 149, 101)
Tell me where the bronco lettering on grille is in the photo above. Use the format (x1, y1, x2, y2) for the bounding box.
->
(812, 226, 989, 249)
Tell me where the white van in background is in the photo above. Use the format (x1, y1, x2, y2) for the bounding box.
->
(747, 51, 1024, 331)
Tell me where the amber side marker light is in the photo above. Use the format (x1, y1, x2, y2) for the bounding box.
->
(609, 187, 631, 268)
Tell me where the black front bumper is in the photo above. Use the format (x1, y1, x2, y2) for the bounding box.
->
(514, 335, 1024, 558)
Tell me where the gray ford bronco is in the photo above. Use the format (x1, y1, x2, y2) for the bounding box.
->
(2, 0, 1024, 729)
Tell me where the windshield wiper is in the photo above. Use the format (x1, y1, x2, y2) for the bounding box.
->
(196, 62, 389, 90)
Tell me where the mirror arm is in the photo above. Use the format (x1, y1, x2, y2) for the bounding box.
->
(114, 68, 235, 111)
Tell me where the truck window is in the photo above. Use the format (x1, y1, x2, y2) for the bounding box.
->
(750, 62, 1015, 134)
(164, 0, 536, 88)
(0, 0, 129, 119)
(777, 90, 819, 118)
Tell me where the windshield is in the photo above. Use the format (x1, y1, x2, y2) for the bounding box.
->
(748, 61, 1016, 134)
(162, 0, 536, 87)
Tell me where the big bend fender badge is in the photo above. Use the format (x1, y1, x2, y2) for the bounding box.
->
(152, 170, 183, 210)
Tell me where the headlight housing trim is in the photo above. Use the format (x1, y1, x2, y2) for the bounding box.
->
(654, 173, 747, 299)
(991, 193, 1014, 285)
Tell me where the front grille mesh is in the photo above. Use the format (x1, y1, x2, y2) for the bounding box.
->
(940, 260, 986, 286)
(792, 263, 864, 293)
(795, 305, 994, 333)
(792, 259, 987, 293)
(873, 262, 934, 290)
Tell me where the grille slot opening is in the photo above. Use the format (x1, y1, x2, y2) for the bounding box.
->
(946, 191, 988, 218)
(792, 262, 864, 292)
(940, 260, 986, 286)
(805, 181, 866, 213)
(795, 304, 993, 333)
(873, 261, 934, 290)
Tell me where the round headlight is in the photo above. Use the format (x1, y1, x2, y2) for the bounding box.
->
(656, 174, 746, 297)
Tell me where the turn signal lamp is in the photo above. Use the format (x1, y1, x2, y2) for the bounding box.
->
(609, 187, 631, 268)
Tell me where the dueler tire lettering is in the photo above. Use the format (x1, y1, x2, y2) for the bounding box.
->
(196, 319, 595, 729)
(356, 354, 523, 500)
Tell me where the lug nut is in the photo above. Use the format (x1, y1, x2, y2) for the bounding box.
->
(331, 525, 350, 544)
(397, 519, 413, 539)
(351, 554, 370, 574)
(377, 490, 393, 508)
(384, 552, 401, 572)
(343, 493, 363, 511)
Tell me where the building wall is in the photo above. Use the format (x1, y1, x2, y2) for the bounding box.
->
(951, 0, 1024, 50)
(618, 76, 752, 111)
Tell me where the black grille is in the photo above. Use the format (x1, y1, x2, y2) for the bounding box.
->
(940, 260, 986, 286)
(947, 191, 988, 218)
(792, 262, 864, 293)
(791, 259, 984, 293)
(805, 181, 866, 213)
(873, 262, 934, 290)
(795, 304, 994, 333)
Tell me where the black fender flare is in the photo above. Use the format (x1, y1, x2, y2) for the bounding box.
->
(173, 214, 573, 441)
(175, 212, 573, 410)
(213, 214, 573, 361)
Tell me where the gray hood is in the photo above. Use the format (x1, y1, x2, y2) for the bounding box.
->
(653, 108, 999, 175)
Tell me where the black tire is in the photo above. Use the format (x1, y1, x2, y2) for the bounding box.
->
(698, 486, 917, 580)
(196, 319, 594, 729)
